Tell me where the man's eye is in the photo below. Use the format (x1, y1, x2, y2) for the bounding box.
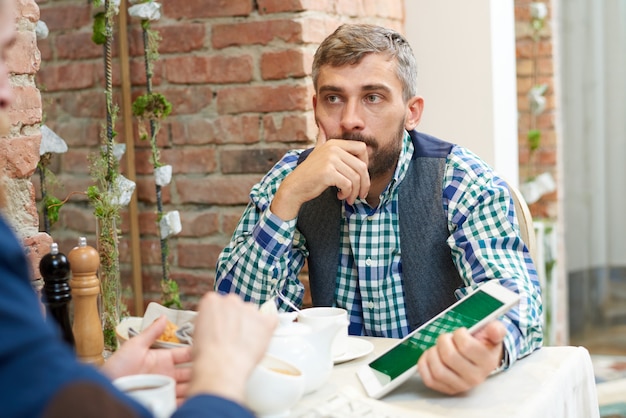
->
(327, 95, 340, 103)
(365, 94, 381, 103)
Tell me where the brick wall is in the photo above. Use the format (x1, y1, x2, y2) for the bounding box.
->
(1, 0, 52, 286)
(514, 0, 558, 219)
(34, 0, 404, 311)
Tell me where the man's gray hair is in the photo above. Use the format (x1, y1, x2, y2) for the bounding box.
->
(312, 24, 418, 102)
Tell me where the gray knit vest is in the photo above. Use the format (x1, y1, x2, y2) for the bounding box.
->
(296, 130, 463, 332)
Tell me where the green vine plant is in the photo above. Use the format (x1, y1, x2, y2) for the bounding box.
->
(527, 2, 549, 179)
(520, 2, 555, 206)
(130, 0, 182, 309)
(91, 0, 131, 350)
(37, 155, 62, 233)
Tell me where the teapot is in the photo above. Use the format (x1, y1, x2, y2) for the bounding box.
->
(266, 313, 345, 394)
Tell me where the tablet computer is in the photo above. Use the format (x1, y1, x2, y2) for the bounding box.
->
(356, 280, 520, 399)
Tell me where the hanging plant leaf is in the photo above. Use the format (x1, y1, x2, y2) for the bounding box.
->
(527, 129, 541, 151)
(132, 92, 172, 120)
(92, 12, 107, 45)
(44, 195, 62, 226)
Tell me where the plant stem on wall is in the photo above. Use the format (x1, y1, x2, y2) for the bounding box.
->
(131, 6, 180, 309)
(91, 0, 127, 350)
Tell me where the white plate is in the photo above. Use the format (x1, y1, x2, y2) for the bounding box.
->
(333, 337, 374, 364)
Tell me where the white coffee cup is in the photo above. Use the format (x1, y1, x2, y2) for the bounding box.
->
(113, 374, 176, 418)
(245, 355, 305, 418)
(297, 307, 349, 358)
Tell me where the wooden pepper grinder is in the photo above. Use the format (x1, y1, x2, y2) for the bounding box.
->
(69, 237, 104, 366)
(40, 242, 75, 348)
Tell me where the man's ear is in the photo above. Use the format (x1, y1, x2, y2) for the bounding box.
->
(312, 94, 318, 113)
(404, 96, 424, 131)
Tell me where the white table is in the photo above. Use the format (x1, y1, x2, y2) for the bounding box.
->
(293, 338, 600, 418)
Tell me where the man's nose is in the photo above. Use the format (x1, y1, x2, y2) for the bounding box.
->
(340, 100, 365, 132)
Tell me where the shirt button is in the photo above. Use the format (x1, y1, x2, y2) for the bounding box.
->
(365, 258, 372, 266)
(367, 216, 374, 221)
(367, 301, 375, 309)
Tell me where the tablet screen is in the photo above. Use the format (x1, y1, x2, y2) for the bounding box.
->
(367, 289, 505, 382)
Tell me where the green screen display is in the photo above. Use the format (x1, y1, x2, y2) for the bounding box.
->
(368, 290, 504, 381)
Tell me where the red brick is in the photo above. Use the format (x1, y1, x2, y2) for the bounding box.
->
(161, 86, 213, 115)
(133, 149, 154, 175)
(60, 149, 92, 174)
(176, 175, 261, 205)
(257, 0, 334, 14)
(56, 90, 106, 118)
(37, 62, 96, 92)
(179, 211, 219, 238)
(156, 23, 207, 53)
(177, 117, 214, 146)
(300, 18, 343, 43)
(23, 232, 53, 281)
(221, 147, 289, 174)
(159, 118, 181, 147)
(162, 0, 253, 19)
(165, 55, 253, 84)
(39, 4, 91, 31)
(170, 270, 214, 296)
(263, 113, 315, 143)
(8, 30, 39, 74)
(261, 49, 312, 80)
(17, 0, 40, 22)
(363, 0, 404, 19)
(8, 85, 42, 126)
(141, 268, 165, 294)
(135, 177, 171, 204)
(212, 20, 303, 48)
(58, 206, 97, 234)
(128, 63, 154, 92)
(48, 175, 93, 203)
(37, 38, 53, 61)
(177, 241, 224, 269)
(537, 57, 555, 76)
(133, 114, 169, 148)
(217, 84, 312, 114)
(0, 134, 40, 178)
(56, 31, 102, 60)
(140, 238, 168, 266)
(45, 120, 102, 148)
(160, 147, 217, 174)
(211, 115, 261, 145)
(138, 212, 159, 236)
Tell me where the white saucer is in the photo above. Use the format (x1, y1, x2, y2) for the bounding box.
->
(333, 337, 374, 364)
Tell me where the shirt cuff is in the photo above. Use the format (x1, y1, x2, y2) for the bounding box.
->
(252, 208, 297, 258)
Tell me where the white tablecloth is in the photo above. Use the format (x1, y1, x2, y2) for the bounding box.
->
(293, 339, 600, 418)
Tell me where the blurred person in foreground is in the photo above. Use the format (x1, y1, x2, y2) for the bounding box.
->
(0, 1, 277, 416)
(216, 23, 543, 395)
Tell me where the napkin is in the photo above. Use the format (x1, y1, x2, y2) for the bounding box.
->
(131, 302, 198, 348)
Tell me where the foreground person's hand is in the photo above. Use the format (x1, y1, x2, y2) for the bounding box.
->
(187, 292, 279, 404)
(417, 320, 506, 395)
(101, 316, 193, 405)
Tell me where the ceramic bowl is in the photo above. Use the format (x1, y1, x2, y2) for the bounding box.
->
(245, 354, 305, 418)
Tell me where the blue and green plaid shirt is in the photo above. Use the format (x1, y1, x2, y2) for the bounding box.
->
(216, 131, 543, 367)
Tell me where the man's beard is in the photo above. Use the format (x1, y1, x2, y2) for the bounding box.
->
(341, 122, 405, 180)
